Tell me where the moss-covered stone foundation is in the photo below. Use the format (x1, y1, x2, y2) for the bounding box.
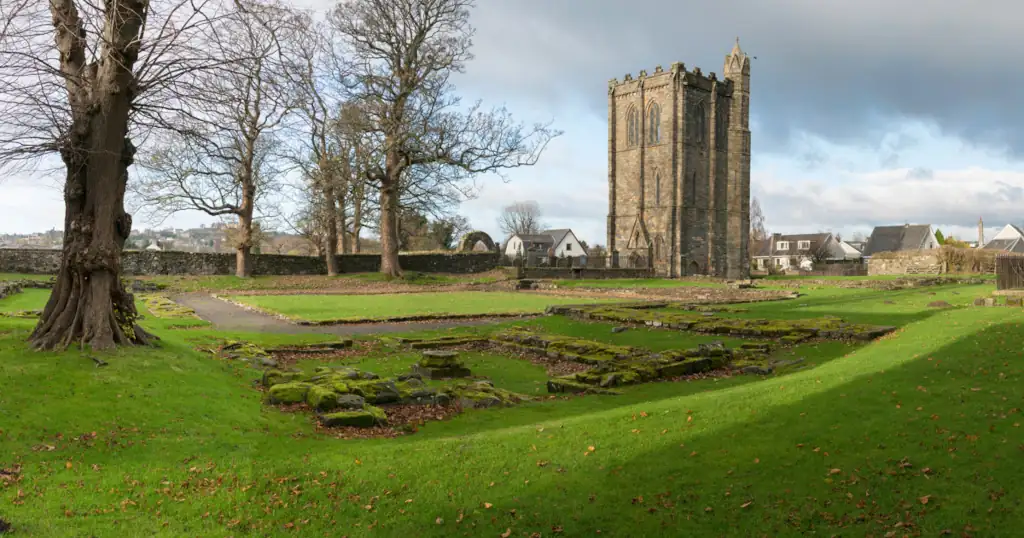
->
(551, 305, 895, 341)
(493, 327, 773, 393)
(260, 365, 527, 428)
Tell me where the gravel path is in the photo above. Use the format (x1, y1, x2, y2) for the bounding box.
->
(172, 293, 512, 336)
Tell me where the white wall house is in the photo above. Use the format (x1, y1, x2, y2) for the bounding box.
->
(503, 229, 586, 259)
(982, 224, 1024, 253)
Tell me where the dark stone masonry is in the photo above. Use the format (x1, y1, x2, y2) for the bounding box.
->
(0, 248, 502, 276)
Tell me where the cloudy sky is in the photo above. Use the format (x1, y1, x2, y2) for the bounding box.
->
(4, 0, 1023, 246)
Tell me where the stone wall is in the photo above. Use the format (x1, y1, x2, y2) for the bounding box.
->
(0, 248, 501, 276)
(867, 251, 943, 276)
(521, 267, 655, 280)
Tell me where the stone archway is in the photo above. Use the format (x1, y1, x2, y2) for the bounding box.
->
(689, 260, 701, 275)
(458, 231, 496, 252)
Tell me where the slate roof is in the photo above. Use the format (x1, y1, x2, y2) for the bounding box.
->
(983, 237, 1024, 253)
(861, 225, 934, 256)
(541, 229, 572, 248)
(768, 233, 832, 254)
(982, 224, 1024, 252)
(750, 238, 772, 257)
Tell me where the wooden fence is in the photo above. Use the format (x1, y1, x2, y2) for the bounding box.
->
(995, 253, 1024, 290)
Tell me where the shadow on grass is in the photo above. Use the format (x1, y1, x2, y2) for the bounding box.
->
(434, 316, 1024, 537)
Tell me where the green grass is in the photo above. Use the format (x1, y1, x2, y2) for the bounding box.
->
(0, 273, 52, 282)
(3, 281, 1024, 536)
(0, 289, 50, 312)
(136, 271, 506, 293)
(228, 291, 625, 322)
(552, 278, 726, 288)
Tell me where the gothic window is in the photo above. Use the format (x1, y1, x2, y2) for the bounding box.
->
(647, 103, 661, 144)
(742, 95, 749, 123)
(626, 106, 639, 148)
(654, 171, 661, 205)
(688, 171, 697, 199)
(654, 236, 665, 261)
(694, 102, 707, 146)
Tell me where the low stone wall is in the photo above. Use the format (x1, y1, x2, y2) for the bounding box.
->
(519, 267, 655, 280)
(0, 281, 22, 300)
(0, 248, 501, 276)
(867, 250, 943, 276)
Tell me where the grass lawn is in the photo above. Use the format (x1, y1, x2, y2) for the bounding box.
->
(135, 271, 506, 293)
(0, 289, 50, 312)
(3, 280, 1024, 536)
(552, 278, 725, 289)
(229, 291, 624, 322)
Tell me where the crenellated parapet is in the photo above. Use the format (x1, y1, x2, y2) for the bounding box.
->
(609, 60, 733, 97)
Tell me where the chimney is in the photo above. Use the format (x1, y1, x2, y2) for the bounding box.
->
(978, 217, 984, 248)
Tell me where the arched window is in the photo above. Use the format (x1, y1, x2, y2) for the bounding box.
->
(626, 107, 639, 147)
(688, 171, 697, 197)
(654, 171, 661, 205)
(647, 103, 661, 144)
(695, 102, 707, 146)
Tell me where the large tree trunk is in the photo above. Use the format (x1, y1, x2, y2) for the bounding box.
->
(378, 181, 402, 277)
(322, 181, 339, 276)
(32, 0, 154, 351)
(236, 212, 254, 278)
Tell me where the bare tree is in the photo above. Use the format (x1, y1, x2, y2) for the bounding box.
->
(134, 0, 299, 278)
(0, 0, 235, 350)
(285, 14, 349, 275)
(750, 196, 768, 242)
(498, 201, 545, 236)
(329, 0, 561, 277)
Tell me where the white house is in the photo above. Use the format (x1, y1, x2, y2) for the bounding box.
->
(751, 232, 856, 272)
(504, 229, 586, 260)
(982, 224, 1024, 253)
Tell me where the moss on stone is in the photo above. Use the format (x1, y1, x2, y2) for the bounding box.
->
(306, 385, 340, 411)
(268, 382, 313, 405)
(319, 405, 388, 428)
(139, 294, 200, 320)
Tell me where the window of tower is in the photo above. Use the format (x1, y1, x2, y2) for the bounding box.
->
(655, 171, 661, 205)
(695, 102, 707, 146)
(647, 103, 661, 144)
(626, 107, 639, 148)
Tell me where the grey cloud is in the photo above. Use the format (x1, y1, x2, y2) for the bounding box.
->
(460, 0, 1024, 156)
(906, 167, 934, 179)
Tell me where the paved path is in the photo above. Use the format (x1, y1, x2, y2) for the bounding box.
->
(172, 293, 513, 336)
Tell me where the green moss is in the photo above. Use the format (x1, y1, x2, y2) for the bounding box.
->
(319, 405, 388, 428)
(306, 385, 339, 411)
(267, 382, 312, 405)
(139, 294, 200, 319)
(262, 369, 300, 387)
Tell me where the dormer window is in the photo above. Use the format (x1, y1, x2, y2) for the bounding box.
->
(776, 241, 789, 251)
(797, 240, 810, 250)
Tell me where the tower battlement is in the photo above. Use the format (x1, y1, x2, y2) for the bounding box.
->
(606, 39, 751, 280)
(608, 62, 733, 95)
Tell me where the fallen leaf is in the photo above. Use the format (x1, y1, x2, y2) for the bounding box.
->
(919, 495, 931, 505)
(500, 528, 512, 538)
(741, 501, 753, 508)
(588, 446, 596, 452)
(65, 461, 72, 469)
(829, 468, 842, 475)
(435, 517, 443, 525)
(484, 502, 493, 509)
